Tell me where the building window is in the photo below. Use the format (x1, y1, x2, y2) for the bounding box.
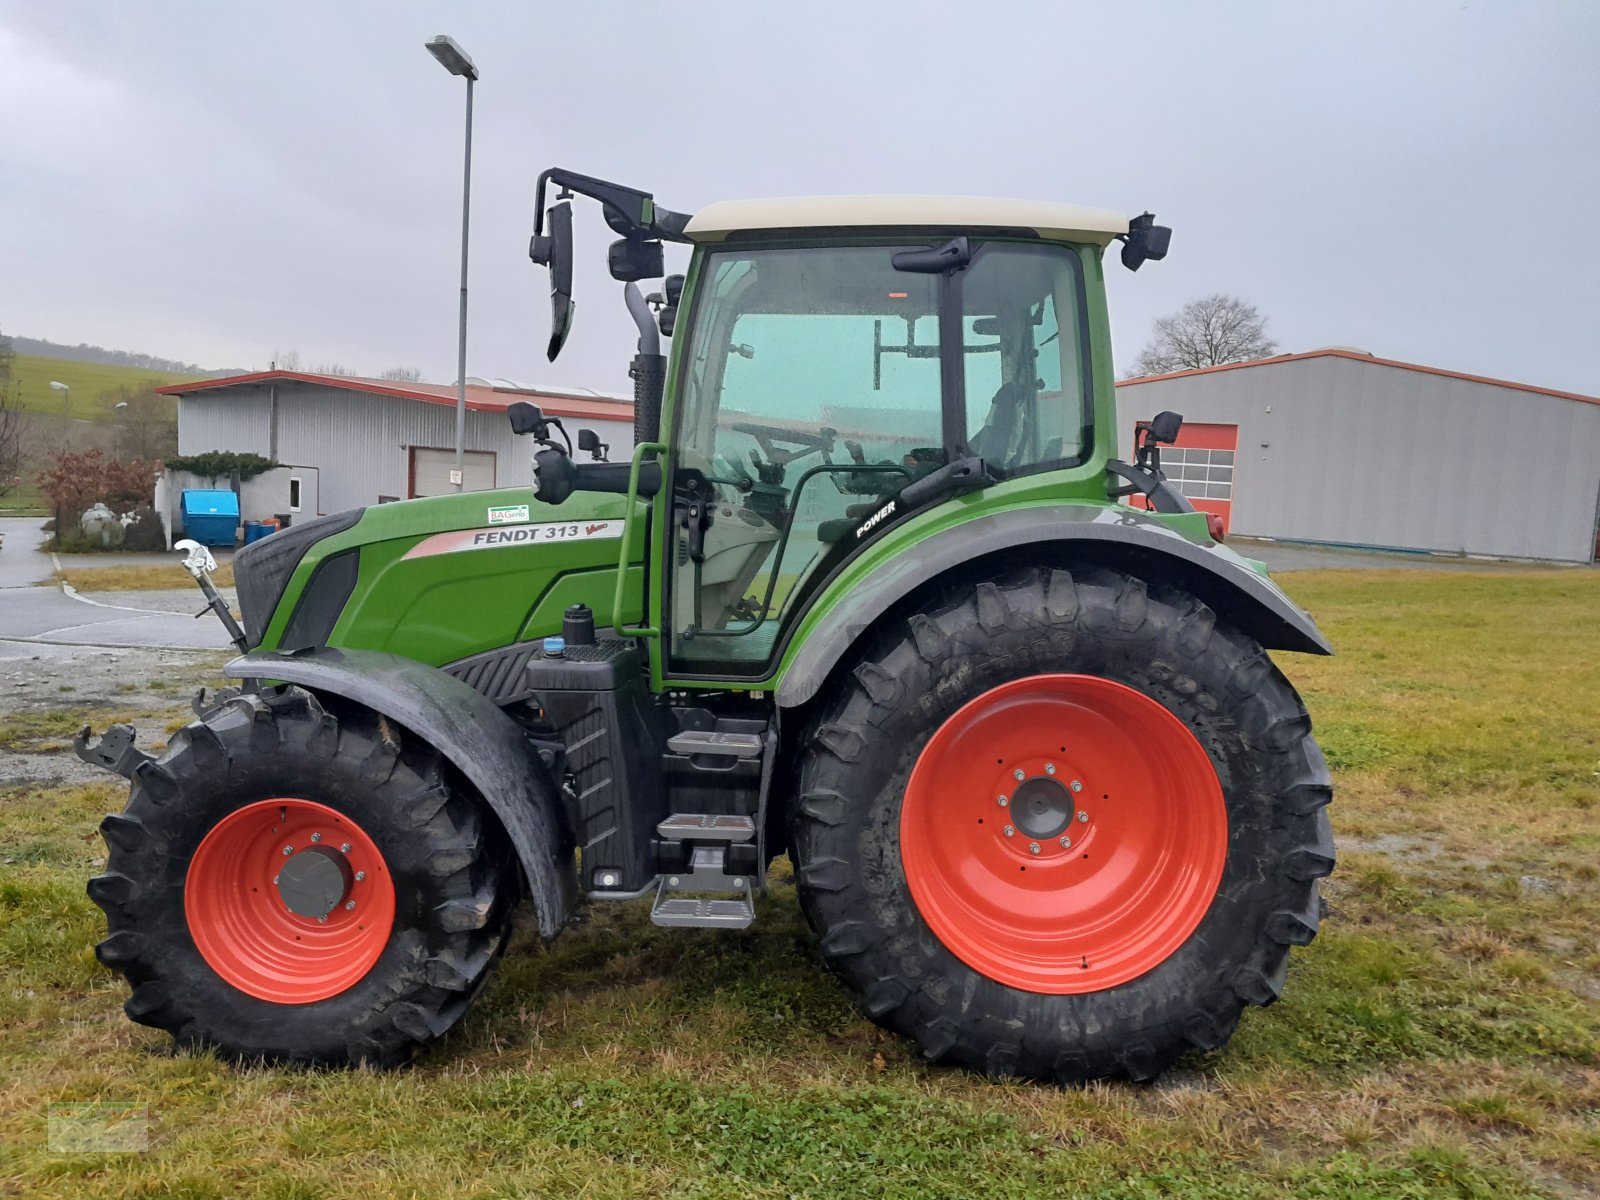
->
(1159, 447, 1235, 501)
(288, 477, 302, 512)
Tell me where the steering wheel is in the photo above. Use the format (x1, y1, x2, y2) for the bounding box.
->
(729, 422, 837, 467)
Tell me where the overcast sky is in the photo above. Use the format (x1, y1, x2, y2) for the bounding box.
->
(3, 2, 1597, 398)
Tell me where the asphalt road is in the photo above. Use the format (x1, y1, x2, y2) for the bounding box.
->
(0, 518, 233, 650)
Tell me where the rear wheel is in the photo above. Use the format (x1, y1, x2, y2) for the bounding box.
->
(791, 565, 1334, 1082)
(88, 688, 516, 1067)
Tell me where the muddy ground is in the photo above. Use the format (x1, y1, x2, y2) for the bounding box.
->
(0, 642, 231, 789)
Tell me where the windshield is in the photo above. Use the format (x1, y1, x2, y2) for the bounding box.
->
(668, 240, 1088, 673)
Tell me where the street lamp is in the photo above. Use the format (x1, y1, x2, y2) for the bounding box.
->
(49, 380, 69, 420)
(425, 34, 478, 493)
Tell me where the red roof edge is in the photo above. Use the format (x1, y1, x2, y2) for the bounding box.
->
(1115, 348, 1600, 407)
(157, 370, 635, 420)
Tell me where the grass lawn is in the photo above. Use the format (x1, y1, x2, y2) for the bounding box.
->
(1, 569, 1596, 1198)
(52, 563, 235, 592)
(7, 354, 199, 422)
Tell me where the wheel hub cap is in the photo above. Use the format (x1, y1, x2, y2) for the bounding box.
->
(1009, 775, 1076, 839)
(276, 846, 353, 919)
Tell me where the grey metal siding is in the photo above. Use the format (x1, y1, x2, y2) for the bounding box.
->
(1116, 356, 1600, 563)
(176, 384, 634, 519)
(177, 390, 272, 456)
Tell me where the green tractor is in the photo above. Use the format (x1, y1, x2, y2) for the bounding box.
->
(79, 169, 1333, 1083)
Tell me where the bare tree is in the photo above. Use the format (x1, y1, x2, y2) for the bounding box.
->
(379, 365, 424, 382)
(272, 348, 302, 371)
(1128, 293, 1278, 378)
(101, 382, 178, 461)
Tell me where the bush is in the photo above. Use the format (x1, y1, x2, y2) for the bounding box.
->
(123, 505, 166, 552)
(166, 451, 278, 481)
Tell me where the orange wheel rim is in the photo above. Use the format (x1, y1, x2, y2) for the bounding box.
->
(900, 674, 1227, 994)
(184, 798, 396, 1003)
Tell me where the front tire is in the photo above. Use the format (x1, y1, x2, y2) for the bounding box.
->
(88, 688, 516, 1067)
(791, 565, 1334, 1083)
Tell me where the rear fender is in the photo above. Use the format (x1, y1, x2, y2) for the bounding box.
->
(775, 504, 1332, 709)
(226, 647, 575, 937)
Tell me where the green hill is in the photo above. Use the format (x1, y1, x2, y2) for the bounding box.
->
(7, 353, 205, 422)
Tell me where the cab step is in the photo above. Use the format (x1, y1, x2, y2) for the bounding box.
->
(657, 813, 755, 841)
(648, 826, 759, 929)
(665, 730, 764, 760)
(650, 894, 756, 928)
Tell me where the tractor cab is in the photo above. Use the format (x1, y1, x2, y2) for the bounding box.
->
(523, 170, 1173, 680)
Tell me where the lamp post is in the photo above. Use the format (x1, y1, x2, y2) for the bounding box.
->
(425, 34, 478, 493)
(49, 380, 69, 421)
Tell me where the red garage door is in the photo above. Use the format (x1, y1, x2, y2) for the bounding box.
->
(1132, 421, 1239, 534)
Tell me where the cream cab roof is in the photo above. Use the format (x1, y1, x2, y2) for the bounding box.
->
(684, 195, 1130, 246)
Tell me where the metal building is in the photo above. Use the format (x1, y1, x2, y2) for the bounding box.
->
(1115, 349, 1600, 564)
(162, 371, 634, 519)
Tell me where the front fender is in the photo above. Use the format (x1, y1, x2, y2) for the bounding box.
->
(227, 647, 575, 937)
(775, 504, 1331, 708)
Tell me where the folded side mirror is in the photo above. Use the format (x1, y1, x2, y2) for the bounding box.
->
(1148, 410, 1183, 445)
(608, 237, 664, 283)
(508, 401, 547, 437)
(892, 236, 971, 275)
(530, 200, 575, 361)
(1120, 212, 1173, 272)
(577, 428, 609, 461)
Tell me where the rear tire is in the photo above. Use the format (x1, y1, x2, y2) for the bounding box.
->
(790, 565, 1334, 1083)
(88, 688, 517, 1067)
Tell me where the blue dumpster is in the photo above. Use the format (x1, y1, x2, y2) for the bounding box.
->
(181, 489, 240, 547)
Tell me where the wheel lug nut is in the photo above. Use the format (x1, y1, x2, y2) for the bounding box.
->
(997, 795, 1008, 807)
(340, 842, 351, 854)
(355, 871, 366, 881)
(1003, 825, 1015, 838)
(1078, 811, 1089, 823)
(1045, 763, 1056, 776)
(1070, 780, 1083, 793)
(345, 900, 356, 910)
(282, 845, 293, 856)
(1028, 842, 1041, 855)
(1059, 835, 1072, 848)
(311, 833, 321, 843)
(1013, 769, 1025, 781)
(272, 874, 280, 885)
(317, 915, 327, 924)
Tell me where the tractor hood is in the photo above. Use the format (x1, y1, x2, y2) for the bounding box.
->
(237, 487, 647, 666)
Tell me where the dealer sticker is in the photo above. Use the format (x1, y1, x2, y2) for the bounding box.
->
(403, 520, 626, 559)
(487, 503, 530, 525)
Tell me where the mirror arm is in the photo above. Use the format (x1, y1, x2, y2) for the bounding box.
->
(534, 167, 693, 243)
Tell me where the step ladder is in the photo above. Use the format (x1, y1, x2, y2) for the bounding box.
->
(650, 811, 759, 929)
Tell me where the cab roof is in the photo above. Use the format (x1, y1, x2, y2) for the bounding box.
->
(683, 195, 1130, 246)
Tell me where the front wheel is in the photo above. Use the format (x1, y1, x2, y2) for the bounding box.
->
(88, 688, 517, 1067)
(791, 565, 1334, 1083)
